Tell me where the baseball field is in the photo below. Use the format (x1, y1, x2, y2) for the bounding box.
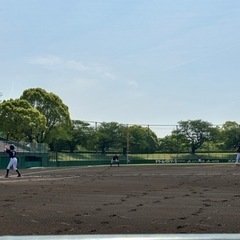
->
(0, 164, 240, 235)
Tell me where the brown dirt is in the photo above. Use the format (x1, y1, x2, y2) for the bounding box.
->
(0, 164, 240, 235)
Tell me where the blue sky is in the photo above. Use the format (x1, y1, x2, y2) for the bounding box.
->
(0, 0, 240, 136)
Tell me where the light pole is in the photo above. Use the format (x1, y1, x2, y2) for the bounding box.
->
(127, 124, 129, 164)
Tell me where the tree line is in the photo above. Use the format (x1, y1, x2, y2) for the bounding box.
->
(0, 88, 239, 154)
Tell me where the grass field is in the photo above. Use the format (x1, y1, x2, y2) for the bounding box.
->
(54, 152, 236, 162)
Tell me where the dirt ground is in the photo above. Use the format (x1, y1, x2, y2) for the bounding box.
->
(0, 164, 240, 235)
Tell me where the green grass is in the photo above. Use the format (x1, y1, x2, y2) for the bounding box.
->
(53, 152, 236, 161)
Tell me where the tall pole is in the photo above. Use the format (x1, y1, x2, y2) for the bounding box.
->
(127, 124, 129, 164)
(147, 125, 150, 158)
(176, 125, 179, 158)
(95, 122, 98, 153)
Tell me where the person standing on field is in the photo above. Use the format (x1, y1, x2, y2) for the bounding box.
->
(4, 144, 21, 178)
(111, 154, 120, 167)
(234, 143, 240, 165)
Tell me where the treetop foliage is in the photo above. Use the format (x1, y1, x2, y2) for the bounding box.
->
(20, 88, 71, 127)
(0, 98, 47, 142)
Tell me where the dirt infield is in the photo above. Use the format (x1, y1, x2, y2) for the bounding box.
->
(0, 164, 240, 235)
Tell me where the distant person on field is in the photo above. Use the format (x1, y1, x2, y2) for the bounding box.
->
(234, 143, 240, 165)
(111, 154, 119, 167)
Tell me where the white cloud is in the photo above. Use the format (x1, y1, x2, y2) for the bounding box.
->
(28, 55, 115, 80)
(93, 65, 116, 80)
(65, 60, 89, 71)
(29, 55, 63, 66)
(29, 55, 88, 71)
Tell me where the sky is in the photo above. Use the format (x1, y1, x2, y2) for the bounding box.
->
(0, 0, 240, 136)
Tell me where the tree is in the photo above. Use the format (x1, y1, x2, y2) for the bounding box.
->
(0, 99, 47, 142)
(20, 88, 71, 143)
(128, 125, 158, 153)
(71, 120, 96, 151)
(48, 120, 95, 152)
(95, 122, 125, 154)
(220, 121, 240, 150)
(46, 123, 72, 151)
(174, 119, 214, 154)
(158, 135, 181, 152)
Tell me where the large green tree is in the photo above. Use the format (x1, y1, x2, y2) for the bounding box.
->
(174, 119, 214, 154)
(159, 135, 181, 152)
(49, 120, 95, 152)
(0, 99, 47, 142)
(219, 121, 240, 150)
(128, 125, 159, 153)
(95, 122, 126, 154)
(20, 88, 71, 143)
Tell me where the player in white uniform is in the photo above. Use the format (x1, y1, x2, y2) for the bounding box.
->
(5, 144, 21, 178)
(111, 154, 119, 167)
(234, 144, 240, 165)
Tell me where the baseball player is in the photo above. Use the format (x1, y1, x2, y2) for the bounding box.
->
(111, 154, 120, 167)
(234, 143, 240, 165)
(4, 144, 21, 178)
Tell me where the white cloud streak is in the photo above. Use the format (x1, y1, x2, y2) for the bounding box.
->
(28, 55, 115, 79)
